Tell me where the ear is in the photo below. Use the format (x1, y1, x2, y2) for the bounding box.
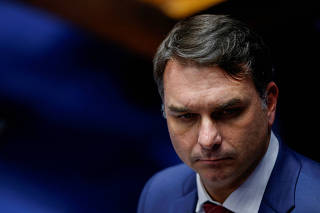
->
(265, 81, 279, 126)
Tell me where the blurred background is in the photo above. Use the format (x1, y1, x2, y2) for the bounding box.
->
(0, 0, 319, 212)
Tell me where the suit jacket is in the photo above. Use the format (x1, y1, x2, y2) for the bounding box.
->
(138, 140, 320, 213)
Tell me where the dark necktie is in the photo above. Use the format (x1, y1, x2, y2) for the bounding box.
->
(203, 201, 233, 213)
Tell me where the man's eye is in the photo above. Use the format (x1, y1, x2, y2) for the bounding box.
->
(177, 113, 197, 120)
(223, 108, 239, 115)
(215, 108, 242, 119)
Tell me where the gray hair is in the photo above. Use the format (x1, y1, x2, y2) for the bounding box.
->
(153, 14, 273, 101)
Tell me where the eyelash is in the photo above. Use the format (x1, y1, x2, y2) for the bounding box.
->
(177, 113, 198, 120)
(215, 108, 242, 119)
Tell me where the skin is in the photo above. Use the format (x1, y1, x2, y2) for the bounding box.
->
(163, 59, 278, 203)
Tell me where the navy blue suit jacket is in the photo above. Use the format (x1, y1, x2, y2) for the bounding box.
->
(138, 141, 320, 212)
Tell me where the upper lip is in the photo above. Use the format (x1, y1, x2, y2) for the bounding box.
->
(198, 157, 230, 161)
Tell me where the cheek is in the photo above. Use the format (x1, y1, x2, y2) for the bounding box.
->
(167, 120, 197, 163)
(226, 111, 269, 162)
(221, 107, 269, 154)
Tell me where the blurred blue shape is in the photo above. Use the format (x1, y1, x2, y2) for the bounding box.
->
(0, 1, 179, 212)
(0, 1, 157, 136)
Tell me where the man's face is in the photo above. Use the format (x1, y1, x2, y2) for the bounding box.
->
(163, 60, 277, 192)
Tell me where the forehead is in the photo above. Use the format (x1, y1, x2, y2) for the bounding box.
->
(163, 60, 257, 109)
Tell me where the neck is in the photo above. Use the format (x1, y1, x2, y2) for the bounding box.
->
(201, 169, 253, 203)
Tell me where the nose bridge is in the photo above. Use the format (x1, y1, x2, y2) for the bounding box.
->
(198, 116, 221, 149)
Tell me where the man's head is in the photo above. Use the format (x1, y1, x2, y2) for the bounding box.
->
(154, 14, 279, 202)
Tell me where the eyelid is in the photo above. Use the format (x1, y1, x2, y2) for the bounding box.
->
(223, 107, 240, 113)
(176, 113, 198, 120)
(213, 107, 242, 118)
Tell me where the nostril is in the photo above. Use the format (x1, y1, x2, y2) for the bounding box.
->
(212, 143, 221, 151)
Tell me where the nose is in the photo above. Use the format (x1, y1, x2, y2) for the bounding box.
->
(197, 117, 222, 150)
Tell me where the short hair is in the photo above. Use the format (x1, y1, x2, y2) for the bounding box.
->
(153, 14, 273, 101)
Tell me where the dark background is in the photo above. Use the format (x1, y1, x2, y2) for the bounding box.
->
(0, 0, 319, 212)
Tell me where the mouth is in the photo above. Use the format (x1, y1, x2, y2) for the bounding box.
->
(196, 157, 232, 166)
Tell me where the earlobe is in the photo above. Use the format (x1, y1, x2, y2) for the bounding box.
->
(265, 82, 279, 125)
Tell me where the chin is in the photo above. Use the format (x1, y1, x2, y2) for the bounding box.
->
(199, 168, 233, 184)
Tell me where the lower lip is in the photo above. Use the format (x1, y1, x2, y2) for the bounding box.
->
(198, 158, 231, 166)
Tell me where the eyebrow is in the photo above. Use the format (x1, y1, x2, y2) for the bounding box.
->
(167, 98, 243, 113)
(215, 98, 243, 111)
(167, 105, 190, 113)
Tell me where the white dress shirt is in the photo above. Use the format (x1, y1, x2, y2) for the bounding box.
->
(195, 131, 279, 213)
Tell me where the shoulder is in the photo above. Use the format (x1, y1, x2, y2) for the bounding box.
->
(137, 164, 196, 213)
(293, 151, 320, 190)
(147, 163, 195, 190)
(262, 140, 320, 212)
(293, 152, 320, 210)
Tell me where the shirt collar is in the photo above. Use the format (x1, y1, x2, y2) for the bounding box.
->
(196, 131, 279, 213)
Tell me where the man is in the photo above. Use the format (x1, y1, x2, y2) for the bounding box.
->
(138, 14, 320, 213)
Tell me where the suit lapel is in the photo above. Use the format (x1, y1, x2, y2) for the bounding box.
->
(169, 190, 197, 213)
(259, 140, 301, 213)
(170, 172, 197, 213)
